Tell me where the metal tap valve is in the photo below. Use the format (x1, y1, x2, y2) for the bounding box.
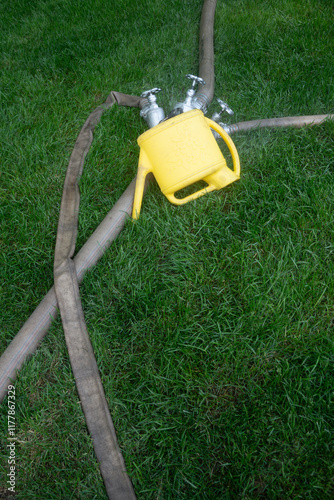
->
(173, 74, 206, 114)
(211, 98, 234, 122)
(140, 88, 165, 128)
(186, 74, 206, 92)
(211, 98, 235, 137)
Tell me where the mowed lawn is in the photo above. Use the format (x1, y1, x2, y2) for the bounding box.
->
(1, 0, 334, 498)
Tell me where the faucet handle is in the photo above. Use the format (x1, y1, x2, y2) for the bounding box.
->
(185, 74, 206, 90)
(141, 88, 162, 99)
(216, 98, 234, 116)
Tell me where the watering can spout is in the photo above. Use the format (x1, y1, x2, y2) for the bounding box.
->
(132, 109, 240, 219)
(132, 150, 151, 220)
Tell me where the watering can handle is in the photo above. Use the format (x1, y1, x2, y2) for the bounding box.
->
(206, 118, 240, 177)
(166, 118, 240, 205)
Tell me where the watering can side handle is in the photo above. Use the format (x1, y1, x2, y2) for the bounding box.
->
(132, 151, 152, 219)
(166, 184, 216, 206)
(166, 117, 240, 206)
(205, 118, 241, 177)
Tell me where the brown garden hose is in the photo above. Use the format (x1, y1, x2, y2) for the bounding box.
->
(0, 178, 140, 403)
(0, 0, 217, 404)
(228, 114, 334, 134)
(195, 0, 217, 110)
(53, 91, 142, 499)
(1, 1, 333, 497)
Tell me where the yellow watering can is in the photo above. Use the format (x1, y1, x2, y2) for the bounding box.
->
(132, 109, 240, 219)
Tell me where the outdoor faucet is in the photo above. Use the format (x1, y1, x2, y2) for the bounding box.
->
(140, 87, 165, 128)
(173, 74, 206, 113)
(211, 98, 235, 136)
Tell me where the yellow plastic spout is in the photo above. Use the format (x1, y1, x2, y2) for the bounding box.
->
(132, 149, 152, 220)
(132, 109, 240, 219)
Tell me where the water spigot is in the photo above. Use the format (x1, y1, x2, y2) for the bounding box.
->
(172, 74, 206, 114)
(212, 98, 234, 122)
(140, 88, 165, 128)
(185, 74, 206, 92)
(141, 87, 162, 101)
(210, 98, 235, 136)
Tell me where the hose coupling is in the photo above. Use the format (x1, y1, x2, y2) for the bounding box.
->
(191, 92, 209, 114)
(223, 123, 238, 135)
(140, 88, 165, 128)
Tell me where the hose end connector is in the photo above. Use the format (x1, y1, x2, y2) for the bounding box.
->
(192, 92, 209, 114)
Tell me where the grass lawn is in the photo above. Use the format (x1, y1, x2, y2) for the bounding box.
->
(1, 0, 334, 498)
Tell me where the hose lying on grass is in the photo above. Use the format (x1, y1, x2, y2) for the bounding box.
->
(53, 90, 142, 499)
(0, 0, 333, 496)
(0, 0, 218, 405)
(228, 114, 334, 134)
(1, 108, 333, 409)
(194, 0, 217, 111)
(0, 178, 139, 402)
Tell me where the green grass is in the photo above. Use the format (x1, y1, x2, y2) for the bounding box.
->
(1, 0, 334, 498)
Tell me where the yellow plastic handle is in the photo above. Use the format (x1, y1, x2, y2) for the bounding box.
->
(205, 118, 240, 177)
(167, 118, 240, 205)
(166, 183, 216, 205)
